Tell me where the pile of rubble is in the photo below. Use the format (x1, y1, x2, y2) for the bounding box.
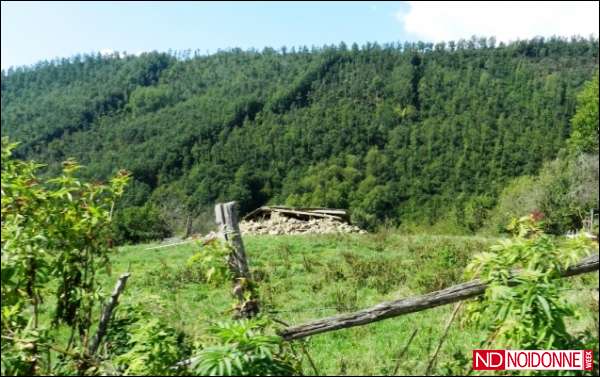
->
(239, 211, 366, 235)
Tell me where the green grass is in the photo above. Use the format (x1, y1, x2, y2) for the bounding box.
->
(96, 232, 598, 376)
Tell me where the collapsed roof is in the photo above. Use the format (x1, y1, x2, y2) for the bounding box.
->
(242, 206, 350, 223)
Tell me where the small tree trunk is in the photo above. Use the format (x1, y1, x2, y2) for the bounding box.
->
(184, 214, 192, 238)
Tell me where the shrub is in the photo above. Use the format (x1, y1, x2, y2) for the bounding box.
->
(101, 304, 146, 359)
(1, 137, 129, 375)
(538, 155, 598, 235)
(465, 215, 596, 353)
(186, 238, 233, 287)
(114, 317, 188, 376)
(111, 203, 171, 244)
(462, 195, 495, 232)
(485, 175, 542, 234)
(487, 153, 599, 235)
(189, 319, 301, 376)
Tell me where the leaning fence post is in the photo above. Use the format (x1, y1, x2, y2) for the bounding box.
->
(215, 201, 259, 318)
(88, 272, 130, 355)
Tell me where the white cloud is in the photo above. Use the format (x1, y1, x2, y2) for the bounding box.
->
(397, 1, 599, 42)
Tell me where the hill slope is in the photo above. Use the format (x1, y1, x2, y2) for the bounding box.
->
(2, 37, 598, 230)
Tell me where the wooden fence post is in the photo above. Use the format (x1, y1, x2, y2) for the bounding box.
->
(215, 201, 258, 318)
(88, 273, 130, 355)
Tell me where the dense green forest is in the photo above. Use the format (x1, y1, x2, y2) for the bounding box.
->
(2, 36, 598, 236)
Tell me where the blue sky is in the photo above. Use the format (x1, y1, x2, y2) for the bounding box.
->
(2, 1, 598, 69)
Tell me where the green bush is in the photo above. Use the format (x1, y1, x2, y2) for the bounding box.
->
(114, 317, 188, 376)
(487, 154, 599, 235)
(486, 175, 542, 234)
(462, 195, 495, 232)
(186, 239, 233, 287)
(189, 319, 301, 376)
(465, 216, 598, 368)
(111, 204, 171, 244)
(1, 137, 129, 375)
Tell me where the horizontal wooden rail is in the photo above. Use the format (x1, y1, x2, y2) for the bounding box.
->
(280, 253, 599, 341)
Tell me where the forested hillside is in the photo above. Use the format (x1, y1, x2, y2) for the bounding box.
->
(2, 37, 598, 232)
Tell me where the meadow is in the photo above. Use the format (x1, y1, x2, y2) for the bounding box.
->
(98, 232, 599, 375)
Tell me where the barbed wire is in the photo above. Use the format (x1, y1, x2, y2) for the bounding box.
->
(266, 307, 339, 314)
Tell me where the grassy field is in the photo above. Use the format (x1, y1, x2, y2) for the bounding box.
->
(97, 232, 598, 376)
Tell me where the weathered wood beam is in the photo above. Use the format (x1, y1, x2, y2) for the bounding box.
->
(242, 206, 349, 222)
(88, 273, 130, 355)
(280, 254, 599, 341)
(272, 208, 343, 221)
(215, 202, 250, 279)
